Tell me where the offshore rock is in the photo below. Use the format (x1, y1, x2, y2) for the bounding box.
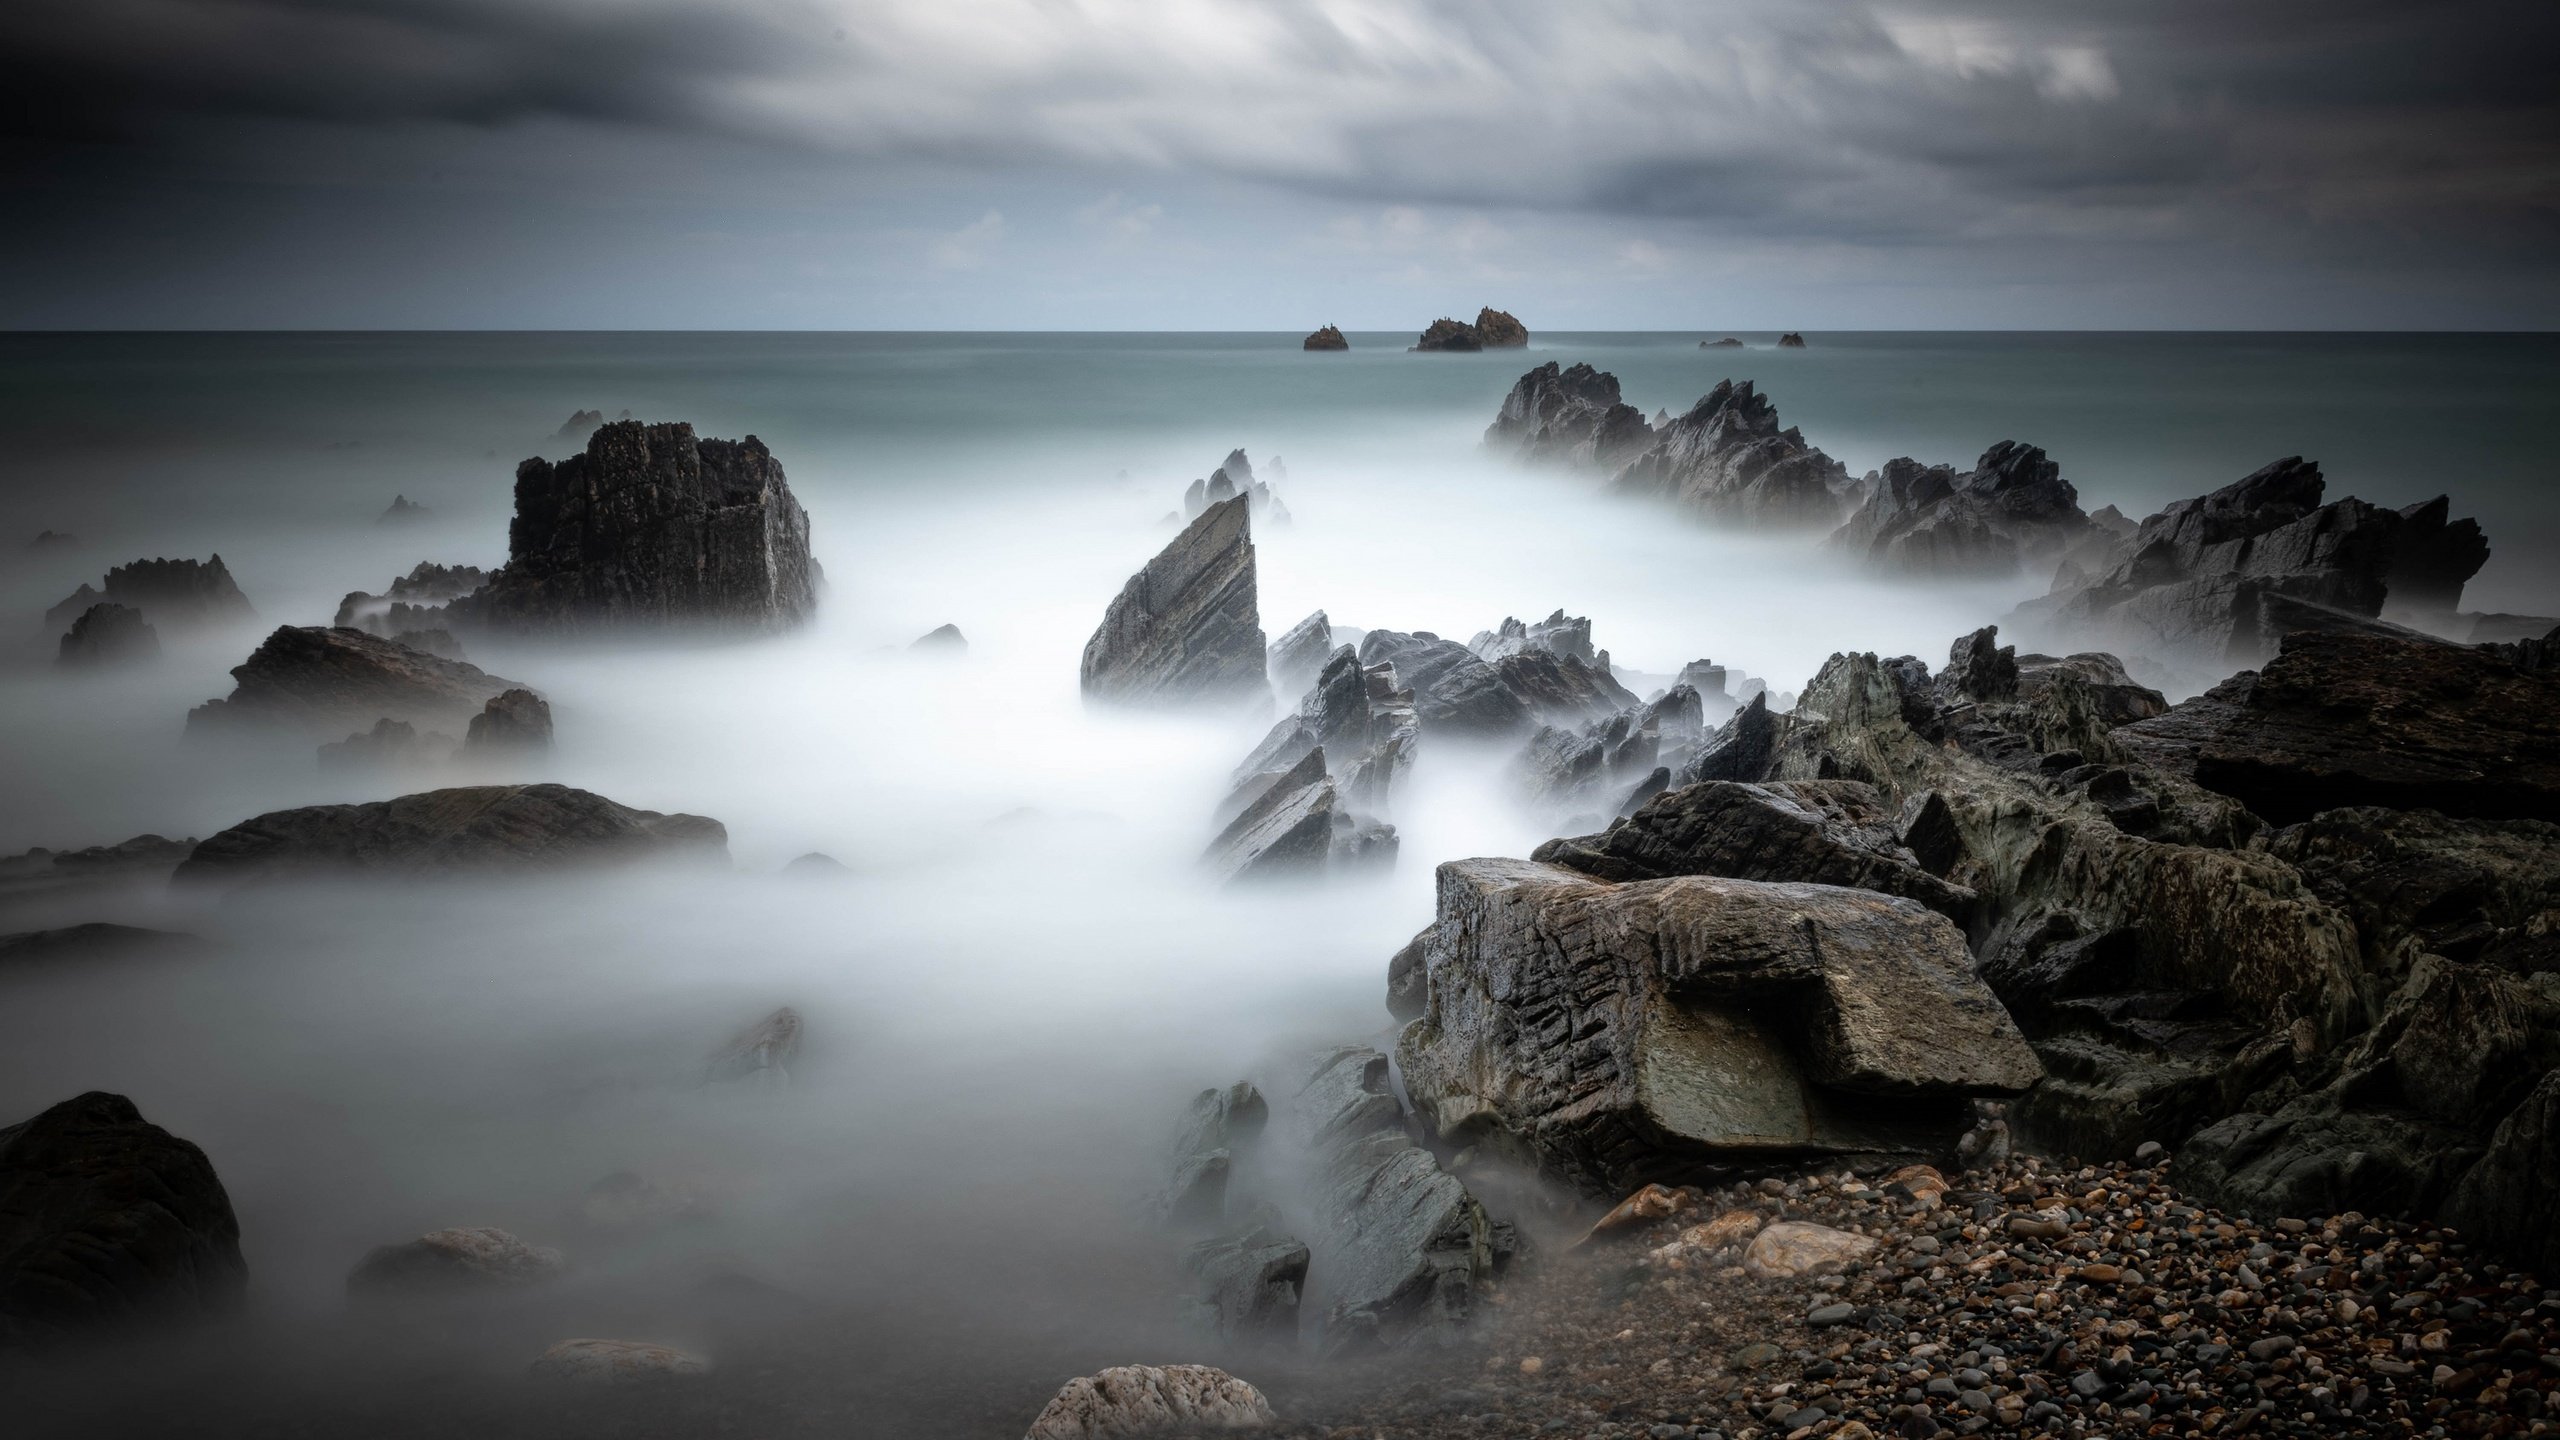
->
(1776, 332, 1808, 348)
(1301, 325, 1348, 351)
(185, 625, 524, 739)
(909, 623, 967, 653)
(1082, 496, 1269, 709)
(462, 688, 553, 757)
(44, 555, 254, 632)
(1410, 318, 1483, 352)
(173, 784, 727, 885)
(1022, 1364, 1274, 1439)
(1484, 363, 1655, 470)
(448, 421, 816, 634)
(377, 494, 429, 524)
(348, 1226, 564, 1295)
(1393, 858, 2040, 1194)
(55, 603, 159, 668)
(1609, 380, 1858, 529)
(1827, 443, 2097, 581)
(1701, 337, 1744, 349)
(0, 1092, 245, 1349)
(1474, 307, 1529, 347)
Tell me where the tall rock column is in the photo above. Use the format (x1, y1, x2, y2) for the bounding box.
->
(1081, 496, 1270, 708)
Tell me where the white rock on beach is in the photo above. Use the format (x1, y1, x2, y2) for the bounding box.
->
(1023, 1364, 1274, 1439)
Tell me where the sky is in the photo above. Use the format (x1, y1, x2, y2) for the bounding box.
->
(5, 0, 2557, 330)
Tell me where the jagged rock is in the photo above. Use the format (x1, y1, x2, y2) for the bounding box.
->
(1182, 1227, 1307, 1341)
(1357, 630, 1529, 737)
(1474, 308, 1528, 347)
(1158, 1084, 1268, 1231)
(0, 924, 202, 966)
(1700, 337, 1744, 349)
(317, 718, 445, 772)
(348, 1226, 563, 1295)
(172, 784, 727, 885)
(2187, 630, 2560, 822)
(443, 422, 816, 634)
(1681, 692, 1777, 784)
(1266, 611, 1332, 698)
(1022, 1364, 1274, 1439)
(1776, 332, 1807, 348)
(1394, 858, 2040, 1193)
(1484, 363, 1655, 470)
(1083, 496, 1269, 709)
(1202, 749, 1393, 882)
(1490, 650, 1637, 726)
(0, 1092, 244, 1348)
(1281, 1046, 1510, 1348)
(2111, 671, 2257, 782)
(909, 623, 966, 653)
(529, 1339, 712, 1384)
(1940, 625, 2019, 702)
(463, 688, 552, 757)
(1410, 318, 1483, 352)
(2262, 807, 2560, 977)
(704, 1007, 802, 1088)
(55, 603, 158, 668)
(334, 562, 489, 633)
(2016, 651, 2167, 725)
(378, 495, 429, 524)
(1301, 325, 1348, 352)
(186, 625, 524, 739)
(1608, 380, 1858, 529)
(1533, 780, 1977, 918)
(2446, 1069, 2560, 1281)
(556, 409, 607, 439)
(1470, 609, 1598, 665)
(1828, 443, 2097, 580)
(45, 556, 254, 632)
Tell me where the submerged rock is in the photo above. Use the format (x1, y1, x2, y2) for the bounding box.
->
(348, 1226, 563, 1295)
(173, 784, 727, 884)
(186, 626, 526, 740)
(1301, 325, 1348, 352)
(55, 603, 159, 668)
(703, 1007, 802, 1088)
(0, 1092, 245, 1348)
(44, 555, 254, 632)
(1022, 1364, 1274, 1439)
(1082, 496, 1269, 709)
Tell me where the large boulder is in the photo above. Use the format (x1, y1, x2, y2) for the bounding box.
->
(1607, 380, 1859, 529)
(1483, 364, 1653, 470)
(184, 625, 526, 739)
(1081, 496, 1269, 709)
(172, 784, 727, 885)
(55, 603, 159, 668)
(1393, 858, 2040, 1193)
(348, 1226, 564, 1294)
(0, 1092, 245, 1348)
(444, 421, 816, 634)
(44, 555, 254, 632)
(1181, 1228, 1307, 1342)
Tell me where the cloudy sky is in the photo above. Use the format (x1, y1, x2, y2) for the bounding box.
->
(6, 0, 2556, 328)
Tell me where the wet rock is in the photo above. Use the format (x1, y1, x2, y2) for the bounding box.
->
(45, 555, 254, 632)
(910, 623, 967, 653)
(1411, 318, 1484, 352)
(1023, 1364, 1274, 1439)
(704, 1007, 802, 1088)
(528, 1338, 712, 1384)
(185, 625, 525, 740)
(1158, 1083, 1268, 1231)
(1394, 858, 2040, 1193)
(444, 422, 816, 634)
(173, 783, 727, 885)
(0, 1092, 245, 1348)
(347, 1225, 562, 1295)
(1302, 325, 1349, 351)
(55, 603, 159, 668)
(462, 688, 553, 757)
(1609, 380, 1858, 529)
(1475, 307, 1528, 347)
(1083, 496, 1269, 709)
(1484, 363, 1654, 470)
(1182, 1227, 1307, 1341)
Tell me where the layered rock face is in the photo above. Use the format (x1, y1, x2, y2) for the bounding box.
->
(446, 422, 816, 634)
(1609, 381, 1858, 529)
(44, 555, 254, 632)
(185, 625, 525, 739)
(1393, 858, 2041, 1193)
(55, 603, 159, 668)
(1265, 610, 1333, 698)
(1302, 325, 1349, 351)
(1483, 363, 1656, 471)
(1082, 496, 1270, 709)
(1356, 630, 1528, 736)
(1827, 442, 2098, 580)
(1207, 649, 1408, 882)
(0, 1092, 245, 1348)
(172, 784, 727, 884)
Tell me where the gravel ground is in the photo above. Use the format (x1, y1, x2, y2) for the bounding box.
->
(1237, 1154, 2560, 1440)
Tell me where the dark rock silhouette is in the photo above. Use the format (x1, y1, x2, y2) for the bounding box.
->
(1483, 363, 1655, 470)
(909, 623, 966, 653)
(335, 562, 490, 635)
(55, 603, 159, 668)
(377, 494, 428, 524)
(1828, 442, 2099, 580)
(1776, 332, 1808, 348)
(1301, 325, 1348, 351)
(1610, 380, 1858, 528)
(1410, 318, 1483, 352)
(555, 408, 606, 439)
(1700, 337, 1744, 348)
(28, 530, 78, 550)
(0, 924, 202, 966)
(44, 555, 254, 632)
(186, 626, 524, 739)
(1081, 495, 1269, 709)
(1473, 307, 1528, 347)
(1357, 630, 1528, 737)
(463, 688, 553, 757)
(174, 784, 726, 884)
(0, 1092, 245, 1348)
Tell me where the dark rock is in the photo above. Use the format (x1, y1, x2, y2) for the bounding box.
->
(784, 852, 847, 874)
(2446, 1069, 2560, 1281)
(1082, 495, 1269, 709)
(55, 603, 159, 668)
(2263, 806, 2560, 976)
(1682, 692, 1778, 784)
(1609, 380, 1858, 529)
(348, 1226, 563, 1295)
(1411, 318, 1484, 352)
(444, 422, 816, 634)
(2189, 630, 2560, 822)
(0, 835, 196, 901)
(1940, 626, 2019, 703)
(1485, 363, 1656, 470)
(1470, 608, 1599, 665)
(1359, 629, 1530, 737)
(1776, 332, 1807, 348)
(556, 409, 606, 439)
(1491, 649, 1638, 726)
(1203, 747, 1394, 882)
(45, 556, 254, 632)
(0, 1092, 245, 1348)
(1302, 325, 1349, 352)
(1267, 610, 1333, 698)
(391, 627, 466, 661)
(0, 924, 202, 966)
(317, 718, 443, 772)
(1474, 308, 1528, 347)
(2111, 670, 2256, 783)
(334, 563, 490, 633)
(1701, 337, 1744, 348)
(185, 625, 525, 740)
(377, 494, 429, 524)
(1827, 444, 2097, 581)
(29, 530, 78, 550)
(909, 623, 966, 653)
(172, 784, 727, 885)
(1183, 1227, 1307, 1340)
(463, 688, 553, 757)
(1159, 1083, 1268, 1231)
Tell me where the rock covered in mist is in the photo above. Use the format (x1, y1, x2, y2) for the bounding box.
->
(334, 562, 489, 635)
(1410, 317, 1484, 352)
(1021, 1364, 1275, 1440)
(44, 555, 254, 632)
(172, 783, 727, 885)
(529, 1338, 712, 1384)
(1356, 630, 1527, 737)
(1301, 325, 1348, 351)
(0, 834, 197, 903)
(1264, 610, 1332, 699)
(1470, 609, 1598, 666)
(1484, 364, 1656, 471)
(55, 603, 159, 668)
(29, 530, 79, 550)
(0, 923, 203, 966)
(1700, 337, 1744, 349)
(704, 1006, 802, 1088)
(1608, 380, 1859, 529)
(377, 494, 429, 524)
(1776, 331, 1807, 348)
(445, 421, 817, 635)
(909, 623, 966, 653)
(1827, 442, 2099, 580)
(317, 718, 446, 772)
(186, 625, 526, 739)
(1082, 495, 1270, 709)
(347, 1226, 563, 1295)
(462, 688, 552, 758)
(1392, 858, 2040, 1194)
(0, 1091, 245, 1348)
(1473, 307, 1528, 347)
(1202, 748, 1394, 884)
(1182, 1227, 1307, 1342)
(1156, 1082, 1267, 1231)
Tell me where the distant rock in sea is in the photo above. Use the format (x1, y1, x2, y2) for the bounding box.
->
(44, 555, 255, 633)
(1474, 307, 1529, 347)
(28, 530, 78, 550)
(1081, 495, 1270, 709)
(1410, 317, 1484, 352)
(1776, 332, 1808, 348)
(377, 494, 429, 524)
(909, 623, 967, 653)
(186, 625, 527, 739)
(1700, 337, 1744, 348)
(1302, 324, 1348, 351)
(55, 603, 160, 669)
(173, 783, 728, 885)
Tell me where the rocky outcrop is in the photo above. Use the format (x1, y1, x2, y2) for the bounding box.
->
(317, 718, 445, 772)
(704, 1007, 801, 1088)
(1182, 1227, 1307, 1342)
(1265, 610, 1332, 699)
(445, 422, 816, 634)
(55, 603, 159, 668)
(348, 1226, 563, 1294)
(2015, 651, 2167, 726)
(173, 784, 727, 885)
(1474, 308, 1528, 347)
(0, 835, 196, 902)
(1701, 338, 1744, 349)
(0, 1092, 245, 1348)
(556, 409, 606, 439)
(1826, 442, 2098, 580)
(1357, 630, 1528, 737)
(334, 562, 489, 635)
(909, 623, 966, 653)
(1776, 332, 1807, 348)
(1202, 748, 1397, 883)
(1489, 650, 1636, 726)
(1394, 858, 2040, 1193)
(1483, 363, 1655, 470)
(1302, 325, 1348, 351)
(378, 495, 429, 524)
(1411, 318, 1483, 352)
(1158, 1083, 1268, 1231)
(44, 556, 254, 632)
(462, 688, 552, 758)
(1022, 1364, 1274, 1439)
(185, 625, 524, 739)
(1609, 381, 1859, 529)
(1082, 496, 1269, 709)
(1470, 609, 1598, 666)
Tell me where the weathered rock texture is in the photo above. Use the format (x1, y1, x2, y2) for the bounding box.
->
(1609, 381, 1858, 529)
(1473, 308, 1528, 347)
(1395, 858, 2039, 1194)
(1827, 442, 2099, 580)
(1266, 610, 1333, 699)
(173, 784, 727, 884)
(1411, 318, 1484, 352)
(185, 625, 524, 739)
(1022, 1364, 1274, 1439)
(45, 555, 254, 632)
(1083, 496, 1269, 708)
(55, 603, 159, 668)
(0, 1092, 245, 1348)
(462, 688, 553, 758)
(1484, 363, 1656, 471)
(446, 421, 816, 634)
(1302, 325, 1348, 351)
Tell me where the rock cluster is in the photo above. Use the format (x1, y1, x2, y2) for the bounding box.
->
(1608, 381, 1859, 529)
(171, 783, 727, 885)
(1181, 449, 1289, 525)
(1483, 363, 1655, 471)
(55, 603, 159, 668)
(334, 561, 490, 637)
(44, 555, 255, 632)
(1083, 495, 1270, 709)
(462, 687, 553, 759)
(1302, 325, 1349, 351)
(185, 625, 526, 740)
(1412, 308, 1527, 352)
(1828, 442, 2101, 580)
